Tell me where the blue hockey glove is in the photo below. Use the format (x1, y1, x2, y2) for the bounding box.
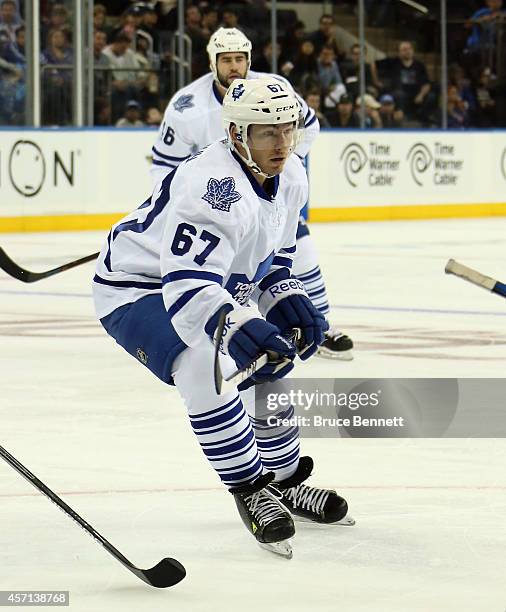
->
(208, 307, 297, 383)
(227, 318, 297, 383)
(259, 278, 329, 360)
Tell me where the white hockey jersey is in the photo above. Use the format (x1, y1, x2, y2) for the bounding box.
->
(93, 139, 308, 349)
(150, 71, 319, 185)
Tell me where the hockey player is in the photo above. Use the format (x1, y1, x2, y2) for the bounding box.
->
(150, 27, 354, 361)
(93, 78, 353, 558)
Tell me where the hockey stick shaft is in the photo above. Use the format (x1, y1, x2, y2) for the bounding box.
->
(445, 259, 506, 298)
(0, 247, 99, 283)
(0, 444, 185, 588)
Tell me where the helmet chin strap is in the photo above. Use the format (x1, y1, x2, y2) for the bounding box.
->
(231, 133, 274, 179)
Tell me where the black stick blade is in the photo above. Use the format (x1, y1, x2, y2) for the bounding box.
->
(0, 247, 99, 283)
(0, 444, 186, 589)
(135, 557, 186, 588)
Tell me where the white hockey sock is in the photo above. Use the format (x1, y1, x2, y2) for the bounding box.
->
(188, 395, 264, 488)
(245, 390, 300, 482)
(292, 235, 330, 317)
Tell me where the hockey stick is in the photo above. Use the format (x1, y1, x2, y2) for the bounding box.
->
(0, 247, 99, 283)
(0, 444, 186, 588)
(445, 259, 506, 299)
(213, 308, 305, 395)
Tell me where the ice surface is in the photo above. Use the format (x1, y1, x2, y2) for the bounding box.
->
(0, 219, 505, 611)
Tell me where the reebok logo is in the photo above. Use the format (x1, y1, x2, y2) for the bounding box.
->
(268, 279, 304, 298)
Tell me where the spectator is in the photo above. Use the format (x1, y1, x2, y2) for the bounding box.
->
(93, 3, 105, 26)
(288, 38, 319, 92)
(221, 7, 257, 47)
(2, 21, 23, 63)
(465, 0, 506, 52)
(145, 106, 163, 127)
(448, 63, 477, 118)
(305, 88, 330, 128)
(134, 34, 160, 109)
(103, 32, 143, 84)
(124, 4, 146, 37)
(140, 5, 161, 36)
(201, 7, 219, 38)
(340, 43, 381, 99)
(41, 4, 71, 48)
(109, 9, 139, 43)
(325, 92, 360, 128)
(103, 32, 144, 121)
(138, 5, 161, 55)
(378, 93, 404, 127)
(0, 27, 24, 124)
(280, 20, 306, 65)
(185, 5, 208, 78)
(473, 66, 497, 126)
(251, 40, 280, 73)
(0, 0, 21, 43)
(221, 7, 237, 28)
(93, 30, 110, 99)
(40, 28, 73, 125)
(317, 44, 346, 107)
(446, 84, 470, 128)
(388, 41, 434, 124)
(93, 4, 112, 38)
(116, 99, 145, 127)
(308, 14, 340, 58)
(94, 96, 112, 125)
(317, 44, 344, 91)
(356, 93, 383, 128)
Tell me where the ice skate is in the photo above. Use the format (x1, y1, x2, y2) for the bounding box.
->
(317, 326, 354, 361)
(270, 457, 355, 526)
(230, 472, 295, 559)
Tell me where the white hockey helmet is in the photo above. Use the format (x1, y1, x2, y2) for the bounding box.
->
(207, 27, 252, 82)
(222, 78, 304, 177)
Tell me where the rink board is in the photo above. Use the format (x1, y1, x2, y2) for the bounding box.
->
(308, 130, 506, 221)
(0, 128, 505, 231)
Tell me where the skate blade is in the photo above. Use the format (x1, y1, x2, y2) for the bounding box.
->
(295, 514, 356, 526)
(258, 540, 293, 559)
(316, 348, 354, 361)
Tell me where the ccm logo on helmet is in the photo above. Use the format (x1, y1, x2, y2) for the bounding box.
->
(276, 105, 296, 112)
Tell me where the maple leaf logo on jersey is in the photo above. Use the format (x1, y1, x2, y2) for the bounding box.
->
(202, 177, 242, 212)
(231, 84, 245, 101)
(173, 94, 194, 113)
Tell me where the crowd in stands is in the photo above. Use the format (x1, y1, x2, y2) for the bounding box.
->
(0, 0, 504, 128)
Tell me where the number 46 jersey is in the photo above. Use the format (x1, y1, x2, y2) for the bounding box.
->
(93, 139, 308, 350)
(150, 71, 318, 185)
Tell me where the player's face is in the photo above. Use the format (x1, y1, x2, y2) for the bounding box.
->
(216, 53, 248, 88)
(247, 122, 296, 175)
